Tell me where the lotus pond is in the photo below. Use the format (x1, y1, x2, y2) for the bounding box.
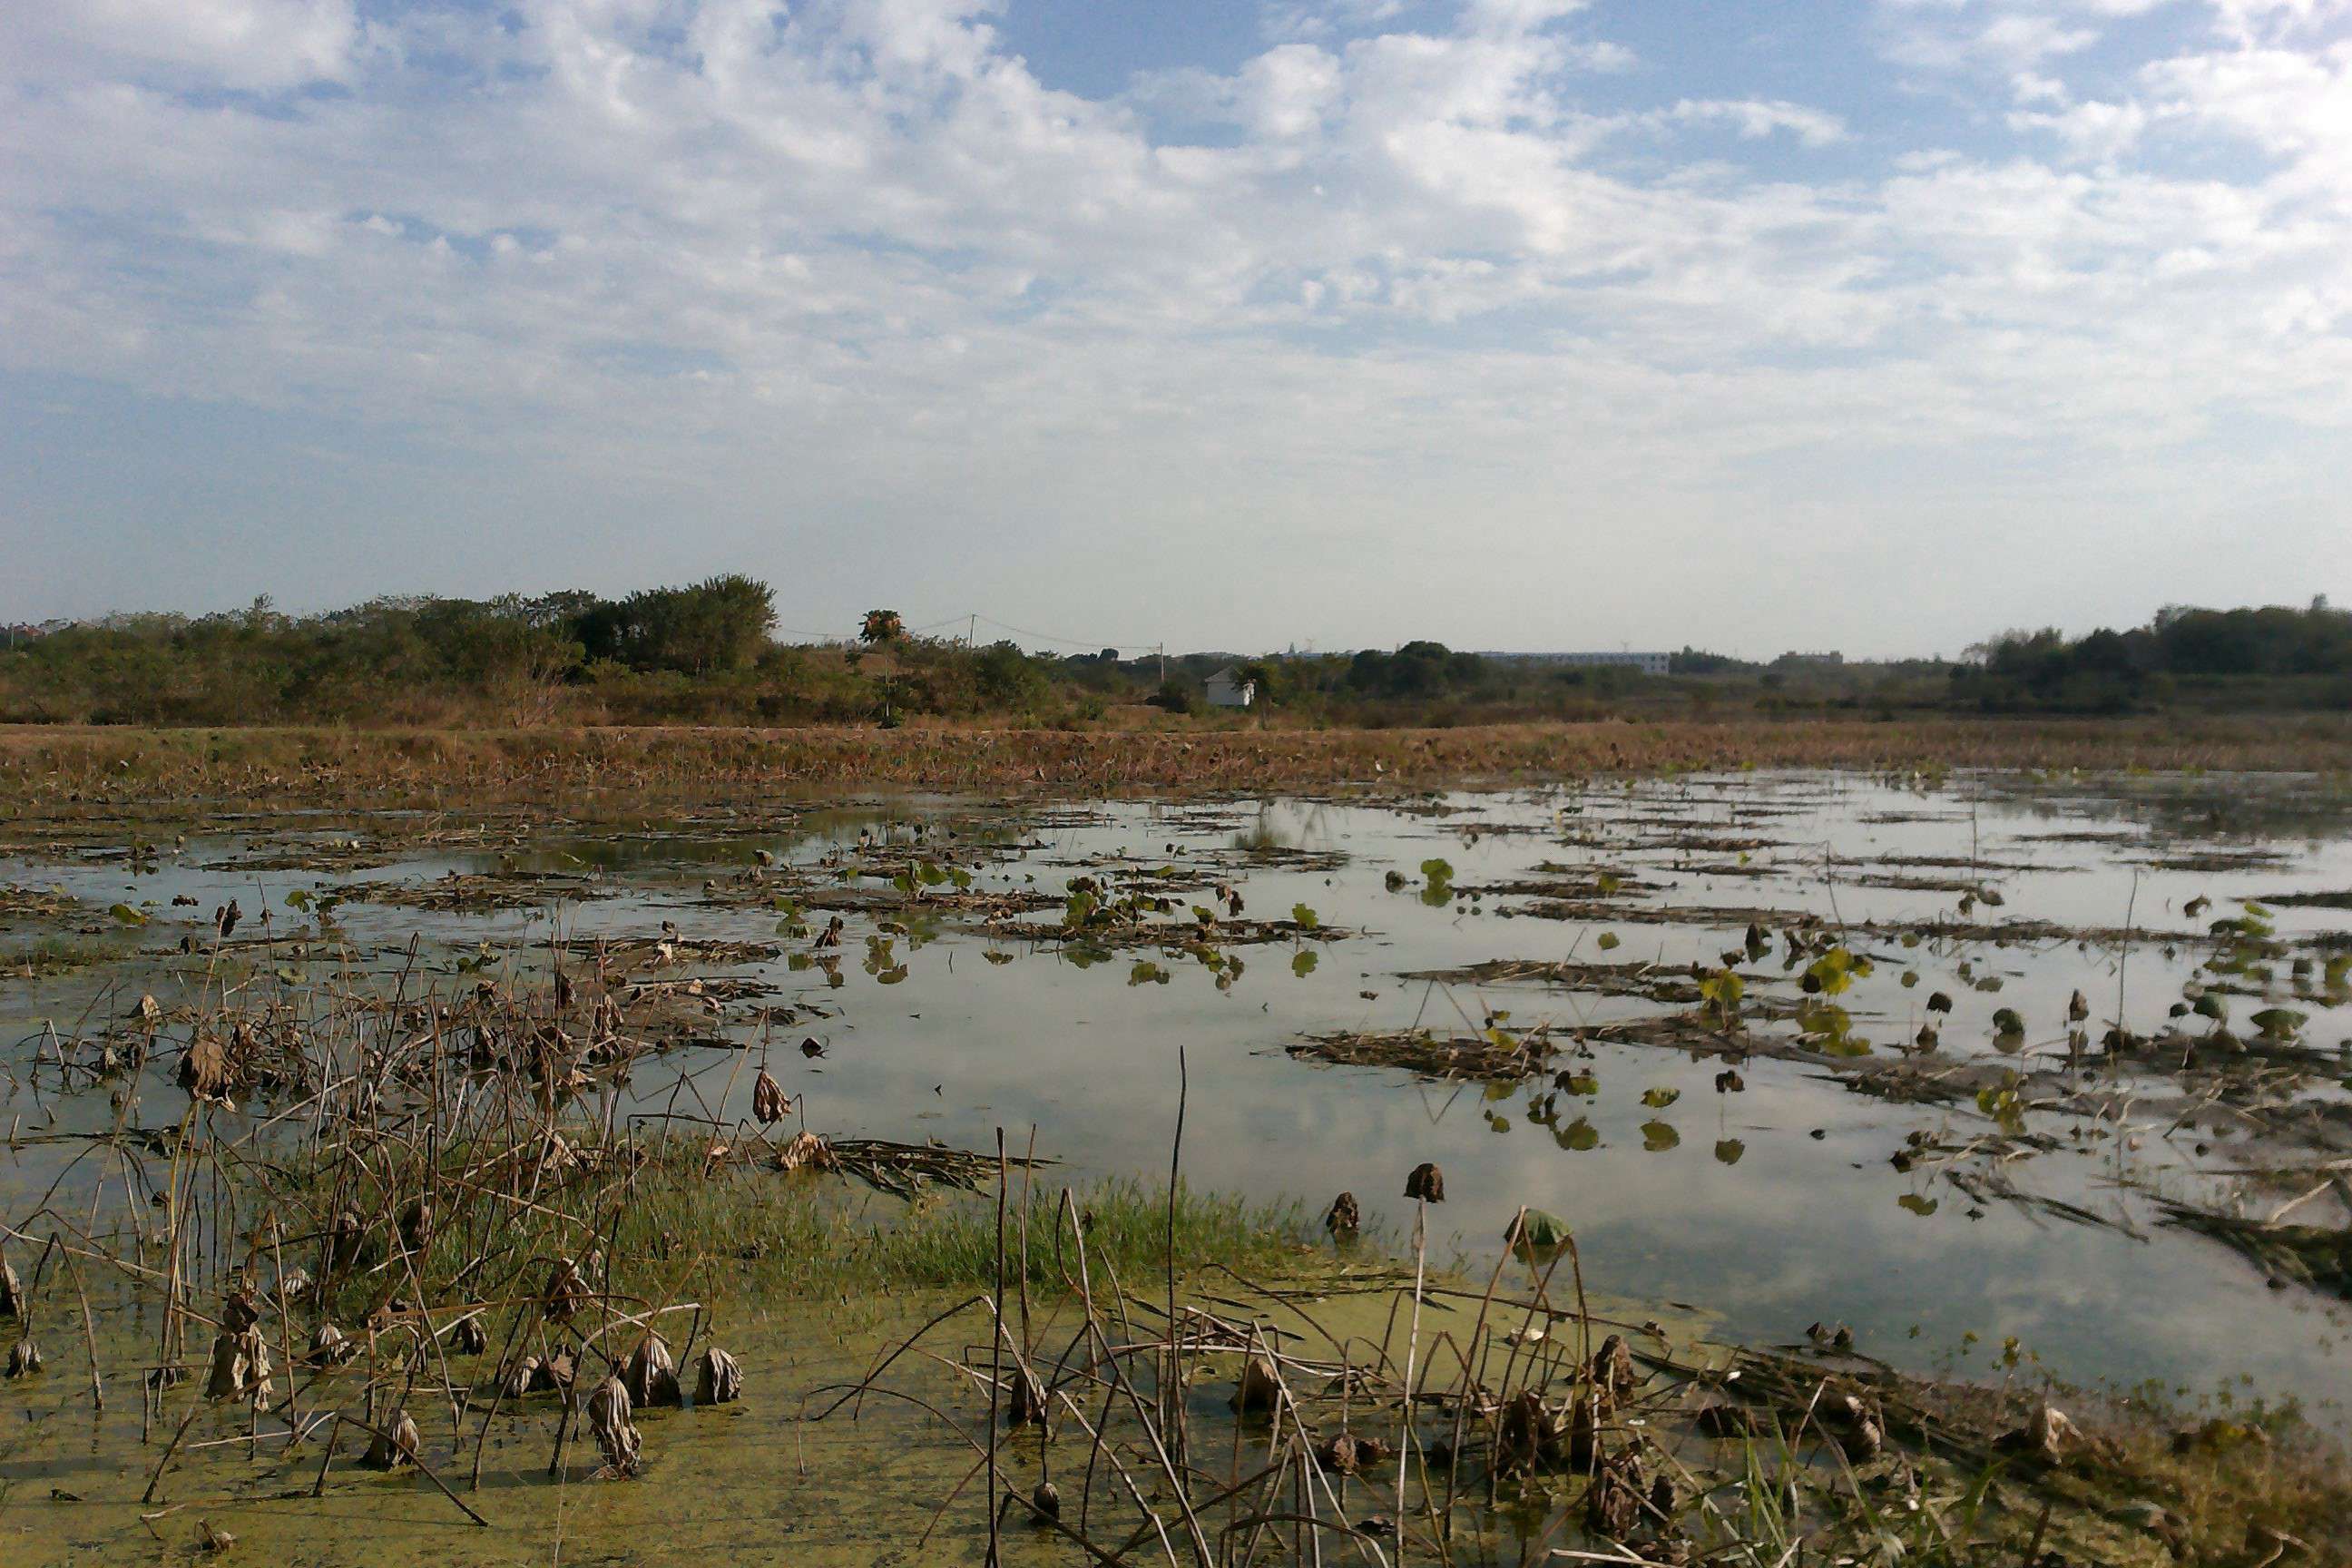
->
(4, 768, 2351, 1563)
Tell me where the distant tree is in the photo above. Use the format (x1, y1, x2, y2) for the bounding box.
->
(1669, 647, 1746, 675)
(1346, 642, 1484, 699)
(973, 641, 1046, 708)
(1150, 678, 1198, 715)
(860, 609, 906, 644)
(570, 575, 774, 674)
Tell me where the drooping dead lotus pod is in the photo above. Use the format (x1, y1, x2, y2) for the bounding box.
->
(1591, 1333, 1638, 1399)
(6, 1336, 41, 1378)
(449, 1314, 487, 1356)
(1404, 1162, 1445, 1203)
(1029, 1480, 1061, 1524)
(695, 1347, 742, 1406)
(308, 1323, 354, 1367)
(272, 1269, 311, 1306)
(752, 1068, 789, 1126)
(776, 1130, 835, 1173)
(585, 1376, 642, 1476)
(499, 1354, 543, 1399)
(222, 1288, 261, 1333)
(1323, 1191, 1359, 1237)
(622, 1333, 680, 1407)
(361, 1409, 421, 1469)
(544, 1258, 590, 1321)
(0, 1257, 22, 1319)
(397, 1197, 433, 1254)
(1229, 1355, 1281, 1415)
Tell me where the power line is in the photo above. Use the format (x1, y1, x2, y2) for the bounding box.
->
(971, 612, 1160, 652)
(770, 609, 1170, 654)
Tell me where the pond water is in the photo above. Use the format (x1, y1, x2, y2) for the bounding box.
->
(8, 767, 2351, 1444)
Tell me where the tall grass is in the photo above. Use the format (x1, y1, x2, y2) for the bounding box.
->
(618, 1165, 1321, 1300)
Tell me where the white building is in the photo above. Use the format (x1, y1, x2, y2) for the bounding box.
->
(1204, 667, 1257, 708)
(1553, 652, 1671, 676)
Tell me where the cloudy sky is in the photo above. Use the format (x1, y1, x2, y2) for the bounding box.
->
(3, 0, 2347, 656)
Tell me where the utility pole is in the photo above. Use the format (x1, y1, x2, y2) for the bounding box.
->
(966, 613, 976, 648)
(1156, 642, 1165, 683)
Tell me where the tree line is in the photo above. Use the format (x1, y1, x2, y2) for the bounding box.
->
(1953, 600, 2352, 712)
(3, 582, 2344, 728)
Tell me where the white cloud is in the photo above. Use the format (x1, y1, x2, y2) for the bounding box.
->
(1662, 98, 1849, 146)
(1, 0, 2347, 641)
(2008, 96, 2150, 160)
(0, 0, 360, 90)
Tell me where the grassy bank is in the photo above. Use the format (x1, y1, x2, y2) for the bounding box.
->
(6, 713, 2352, 808)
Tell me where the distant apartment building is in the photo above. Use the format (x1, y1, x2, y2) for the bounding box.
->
(1549, 651, 1671, 676)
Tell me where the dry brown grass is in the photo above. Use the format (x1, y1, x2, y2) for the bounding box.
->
(3, 712, 2349, 809)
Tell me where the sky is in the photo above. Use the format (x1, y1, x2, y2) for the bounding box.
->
(2, 0, 2348, 658)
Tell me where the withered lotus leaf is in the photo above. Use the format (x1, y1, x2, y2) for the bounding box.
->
(776, 1130, 835, 1173)
(361, 1409, 421, 1470)
(586, 1376, 642, 1476)
(309, 1323, 353, 1366)
(499, 1354, 543, 1399)
(1230, 1355, 1281, 1415)
(752, 1069, 788, 1126)
(544, 1258, 589, 1320)
(622, 1333, 680, 1407)
(1005, 1366, 1048, 1428)
(205, 1329, 271, 1403)
(695, 1346, 742, 1406)
(1323, 1192, 1359, 1236)
(1591, 1333, 1637, 1398)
